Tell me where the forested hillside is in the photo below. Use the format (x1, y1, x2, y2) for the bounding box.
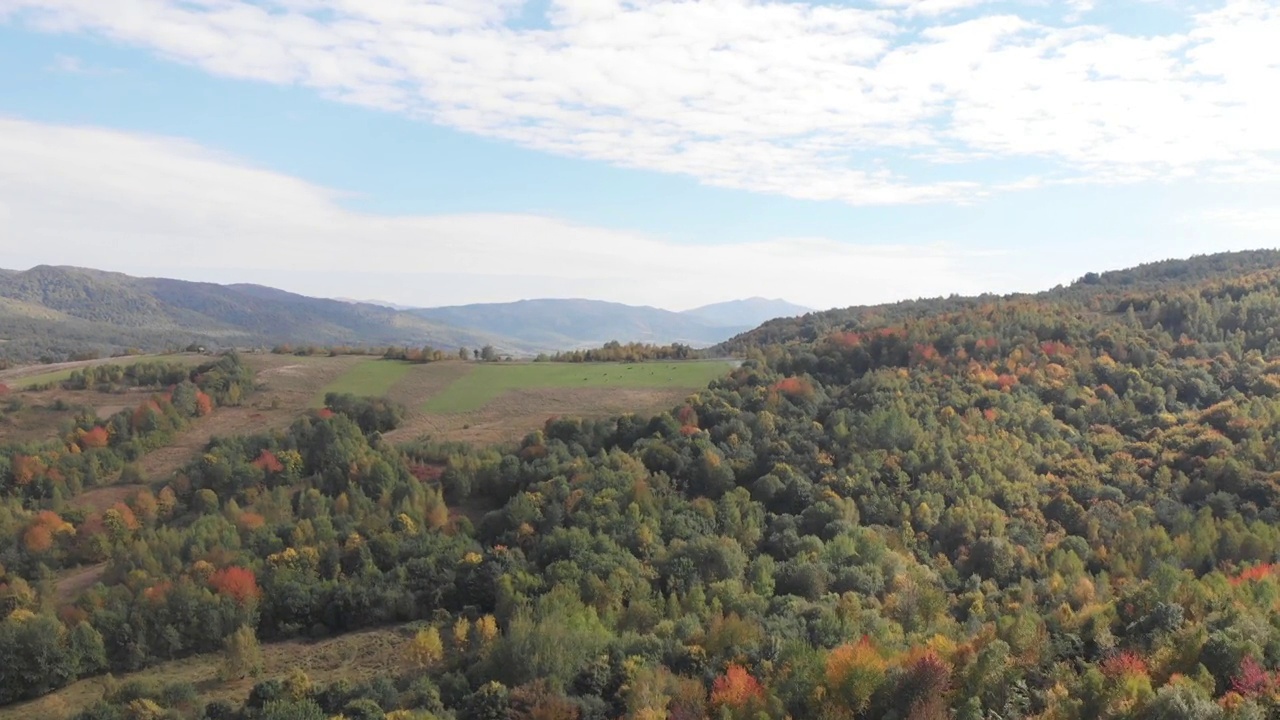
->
(6, 250, 1280, 719)
(0, 266, 513, 362)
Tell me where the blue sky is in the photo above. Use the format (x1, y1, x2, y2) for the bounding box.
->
(0, 0, 1277, 311)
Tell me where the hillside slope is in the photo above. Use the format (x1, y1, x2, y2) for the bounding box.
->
(718, 248, 1280, 353)
(0, 266, 515, 361)
(13, 250, 1280, 719)
(410, 298, 754, 349)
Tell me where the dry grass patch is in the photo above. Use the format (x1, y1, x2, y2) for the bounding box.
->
(69, 483, 147, 515)
(0, 626, 415, 720)
(388, 385, 696, 446)
(53, 563, 108, 605)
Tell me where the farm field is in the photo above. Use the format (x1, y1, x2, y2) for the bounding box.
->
(0, 353, 206, 390)
(421, 360, 734, 413)
(2, 353, 731, 460)
(311, 357, 413, 405)
(305, 357, 733, 444)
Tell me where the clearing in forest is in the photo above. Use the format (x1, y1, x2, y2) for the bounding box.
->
(421, 360, 734, 413)
(312, 358, 413, 406)
(0, 625, 413, 720)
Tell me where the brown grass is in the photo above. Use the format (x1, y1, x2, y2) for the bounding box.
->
(0, 625, 415, 720)
(53, 563, 108, 605)
(125, 354, 371, 484)
(68, 484, 147, 515)
(386, 385, 694, 446)
(0, 354, 199, 384)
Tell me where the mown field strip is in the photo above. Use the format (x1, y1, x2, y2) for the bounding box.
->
(422, 360, 734, 413)
(312, 358, 414, 405)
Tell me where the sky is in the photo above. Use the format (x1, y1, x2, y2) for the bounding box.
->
(0, 0, 1277, 312)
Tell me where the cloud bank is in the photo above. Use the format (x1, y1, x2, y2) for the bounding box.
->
(0, 117, 1002, 310)
(3, 0, 1277, 205)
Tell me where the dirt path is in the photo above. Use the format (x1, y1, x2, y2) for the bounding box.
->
(53, 563, 108, 605)
(0, 353, 200, 383)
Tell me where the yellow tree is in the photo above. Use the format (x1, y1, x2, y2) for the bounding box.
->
(407, 626, 445, 670)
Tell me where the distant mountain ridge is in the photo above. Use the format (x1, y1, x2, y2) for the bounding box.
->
(0, 266, 513, 362)
(407, 296, 809, 351)
(682, 297, 812, 327)
(410, 298, 735, 350)
(0, 266, 811, 363)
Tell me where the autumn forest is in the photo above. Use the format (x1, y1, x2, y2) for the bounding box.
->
(6, 250, 1280, 720)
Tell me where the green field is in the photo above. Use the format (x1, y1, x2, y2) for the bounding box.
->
(423, 361, 734, 413)
(9, 367, 78, 389)
(314, 359, 413, 405)
(4, 354, 204, 390)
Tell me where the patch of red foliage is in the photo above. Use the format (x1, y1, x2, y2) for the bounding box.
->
(80, 426, 110, 450)
(773, 376, 814, 398)
(1101, 651, 1149, 679)
(911, 343, 941, 365)
(251, 450, 284, 474)
(1040, 341, 1075, 358)
(710, 664, 765, 710)
(995, 374, 1019, 391)
(195, 390, 214, 417)
(1232, 656, 1274, 697)
(830, 331, 865, 349)
(1231, 563, 1279, 585)
(317, 408, 335, 420)
(10, 454, 46, 486)
(208, 566, 260, 605)
(143, 581, 173, 604)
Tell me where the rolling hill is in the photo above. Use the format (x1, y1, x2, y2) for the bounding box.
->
(0, 267, 813, 363)
(0, 266, 513, 362)
(408, 298, 756, 350)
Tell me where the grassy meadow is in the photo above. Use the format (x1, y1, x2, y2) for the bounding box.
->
(420, 360, 734, 413)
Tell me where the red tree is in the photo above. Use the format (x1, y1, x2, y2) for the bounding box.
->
(1232, 656, 1274, 697)
(11, 455, 46, 486)
(710, 664, 765, 711)
(1101, 651, 1148, 679)
(252, 450, 284, 474)
(80, 426, 110, 449)
(195, 390, 214, 417)
(23, 525, 54, 553)
(209, 566, 260, 605)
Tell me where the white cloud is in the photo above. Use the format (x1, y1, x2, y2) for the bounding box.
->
(0, 117, 1010, 310)
(1202, 207, 1280, 234)
(2, 0, 1277, 205)
(45, 52, 119, 75)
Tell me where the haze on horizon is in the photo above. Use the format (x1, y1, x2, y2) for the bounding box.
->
(1, 0, 1277, 311)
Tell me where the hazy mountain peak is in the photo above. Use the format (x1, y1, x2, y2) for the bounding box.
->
(681, 297, 813, 328)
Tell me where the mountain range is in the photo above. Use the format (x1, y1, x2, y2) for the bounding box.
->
(0, 266, 810, 362)
(408, 297, 810, 351)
